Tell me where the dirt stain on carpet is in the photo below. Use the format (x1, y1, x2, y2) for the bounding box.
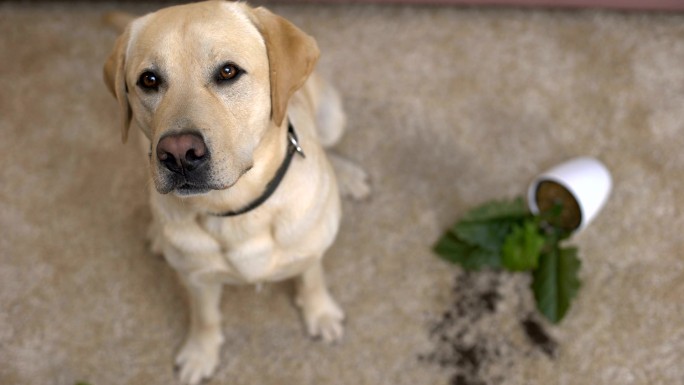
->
(420, 271, 557, 385)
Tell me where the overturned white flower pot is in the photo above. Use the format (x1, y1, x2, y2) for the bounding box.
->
(527, 157, 612, 232)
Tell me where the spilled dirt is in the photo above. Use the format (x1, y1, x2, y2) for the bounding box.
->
(420, 271, 557, 385)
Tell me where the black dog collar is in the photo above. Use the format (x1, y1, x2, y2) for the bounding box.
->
(213, 121, 305, 217)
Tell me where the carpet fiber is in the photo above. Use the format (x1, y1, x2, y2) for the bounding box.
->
(1, 2, 684, 385)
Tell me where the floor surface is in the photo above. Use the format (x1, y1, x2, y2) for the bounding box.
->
(1, 2, 684, 384)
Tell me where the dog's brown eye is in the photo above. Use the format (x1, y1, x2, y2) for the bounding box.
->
(138, 71, 160, 91)
(217, 64, 241, 82)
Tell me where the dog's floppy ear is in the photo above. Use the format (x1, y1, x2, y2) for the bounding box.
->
(249, 7, 320, 126)
(103, 28, 132, 143)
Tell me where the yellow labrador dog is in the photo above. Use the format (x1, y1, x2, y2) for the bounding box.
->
(103, 1, 369, 384)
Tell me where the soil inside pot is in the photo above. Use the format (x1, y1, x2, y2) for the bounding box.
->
(535, 180, 582, 231)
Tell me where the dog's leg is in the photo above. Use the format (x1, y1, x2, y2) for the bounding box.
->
(176, 274, 224, 385)
(315, 82, 371, 200)
(295, 261, 345, 342)
(313, 74, 346, 149)
(311, 75, 371, 200)
(328, 153, 371, 200)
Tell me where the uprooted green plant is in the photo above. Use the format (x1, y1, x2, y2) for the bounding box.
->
(433, 197, 581, 323)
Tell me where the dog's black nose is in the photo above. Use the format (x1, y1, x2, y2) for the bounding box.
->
(156, 133, 209, 174)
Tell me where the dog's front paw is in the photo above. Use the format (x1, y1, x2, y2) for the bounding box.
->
(175, 333, 223, 385)
(329, 153, 371, 201)
(297, 294, 345, 343)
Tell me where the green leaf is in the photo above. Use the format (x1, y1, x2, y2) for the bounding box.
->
(433, 232, 502, 270)
(453, 220, 516, 252)
(451, 197, 530, 252)
(532, 246, 582, 323)
(501, 220, 545, 271)
(434, 232, 471, 262)
(464, 248, 502, 271)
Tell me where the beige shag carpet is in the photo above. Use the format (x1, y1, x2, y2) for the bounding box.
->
(1, 2, 684, 385)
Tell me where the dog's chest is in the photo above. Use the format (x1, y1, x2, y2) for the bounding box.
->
(200, 215, 314, 283)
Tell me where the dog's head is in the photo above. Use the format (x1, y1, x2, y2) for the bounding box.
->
(103, 1, 319, 196)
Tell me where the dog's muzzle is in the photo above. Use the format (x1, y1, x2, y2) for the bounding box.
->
(155, 132, 212, 195)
